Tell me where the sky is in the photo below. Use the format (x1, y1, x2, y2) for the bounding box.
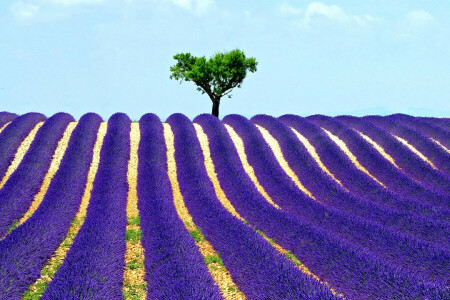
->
(1, 0, 449, 120)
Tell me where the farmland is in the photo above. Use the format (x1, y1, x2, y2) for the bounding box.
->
(0, 111, 448, 299)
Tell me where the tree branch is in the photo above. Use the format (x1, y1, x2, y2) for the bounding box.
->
(198, 82, 215, 102)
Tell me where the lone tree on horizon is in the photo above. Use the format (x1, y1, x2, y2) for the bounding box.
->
(169, 49, 257, 118)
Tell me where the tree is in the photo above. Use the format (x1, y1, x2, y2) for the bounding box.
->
(169, 49, 257, 118)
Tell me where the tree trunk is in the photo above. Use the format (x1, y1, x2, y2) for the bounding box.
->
(211, 99, 220, 118)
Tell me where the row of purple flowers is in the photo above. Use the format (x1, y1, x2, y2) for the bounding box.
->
(137, 113, 222, 299)
(0, 112, 447, 299)
(42, 113, 129, 299)
(197, 113, 446, 299)
(0, 113, 101, 299)
(281, 115, 449, 223)
(171, 113, 337, 299)
(366, 115, 450, 178)
(239, 114, 448, 287)
(0, 113, 46, 180)
(390, 114, 450, 150)
(0, 113, 74, 236)
(308, 115, 450, 209)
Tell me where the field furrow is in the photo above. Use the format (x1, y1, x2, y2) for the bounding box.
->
(308, 115, 450, 209)
(433, 138, 450, 153)
(123, 122, 147, 299)
(281, 115, 450, 227)
(139, 114, 224, 299)
(16, 122, 77, 229)
(169, 114, 339, 299)
(0, 112, 446, 299)
(245, 115, 449, 286)
(0, 122, 11, 135)
(0, 112, 17, 129)
(337, 116, 450, 201)
(218, 114, 448, 298)
(420, 117, 450, 131)
(367, 116, 450, 176)
(0, 113, 74, 237)
(289, 126, 346, 188)
(163, 120, 240, 299)
(24, 121, 107, 299)
(41, 114, 129, 299)
(194, 118, 343, 298)
(0, 122, 44, 188)
(223, 124, 281, 209)
(391, 114, 450, 149)
(0, 113, 101, 299)
(237, 115, 450, 248)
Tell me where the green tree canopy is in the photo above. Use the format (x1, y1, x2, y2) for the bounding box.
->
(169, 49, 257, 118)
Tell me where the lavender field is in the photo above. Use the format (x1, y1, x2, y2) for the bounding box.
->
(0, 111, 448, 299)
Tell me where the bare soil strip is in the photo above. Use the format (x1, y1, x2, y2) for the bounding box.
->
(23, 122, 107, 299)
(0, 122, 11, 134)
(394, 135, 438, 170)
(123, 123, 147, 299)
(224, 124, 281, 209)
(322, 128, 386, 188)
(163, 123, 241, 300)
(255, 124, 316, 199)
(357, 131, 401, 169)
(0, 122, 44, 190)
(431, 138, 450, 154)
(194, 123, 342, 298)
(290, 127, 346, 189)
(15, 122, 77, 228)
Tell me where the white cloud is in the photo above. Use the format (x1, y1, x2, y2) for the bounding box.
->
(395, 10, 435, 39)
(10, 2, 40, 19)
(48, 0, 106, 5)
(280, 2, 302, 15)
(166, 0, 213, 15)
(405, 10, 434, 27)
(281, 2, 380, 26)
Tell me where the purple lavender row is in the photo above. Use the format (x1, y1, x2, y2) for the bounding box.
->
(168, 114, 338, 300)
(278, 115, 449, 224)
(389, 114, 450, 149)
(0, 113, 101, 299)
(247, 114, 449, 285)
(337, 115, 450, 195)
(200, 113, 447, 299)
(43, 113, 129, 299)
(0, 113, 74, 236)
(0, 112, 17, 126)
(365, 116, 450, 177)
(138, 113, 222, 299)
(0, 113, 46, 179)
(307, 115, 450, 210)
(420, 117, 450, 132)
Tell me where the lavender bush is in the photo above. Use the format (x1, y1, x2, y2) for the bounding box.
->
(0, 113, 74, 236)
(170, 113, 338, 300)
(0, 113, 101, 299)
(42, 113, 129, 299)
(0, 113, 46, 179)
(138, 113, 222, 299)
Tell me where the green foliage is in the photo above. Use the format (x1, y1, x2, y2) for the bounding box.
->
(189, 227, 206, 243)
(7, 220, 19, 234)
(169, 49, 257, 101)
(285, 251, 302, 267)
(128, 258, 144, 270)
(128, 216, 140, 226)
(204, 254, 224, 266)
(125, 229, 142, 244)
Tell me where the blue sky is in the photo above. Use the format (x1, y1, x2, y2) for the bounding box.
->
(1, 0, 449, 120)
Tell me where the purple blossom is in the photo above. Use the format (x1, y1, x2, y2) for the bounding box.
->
(0, 113, 74, 236)
(0, 113, 101, 299)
